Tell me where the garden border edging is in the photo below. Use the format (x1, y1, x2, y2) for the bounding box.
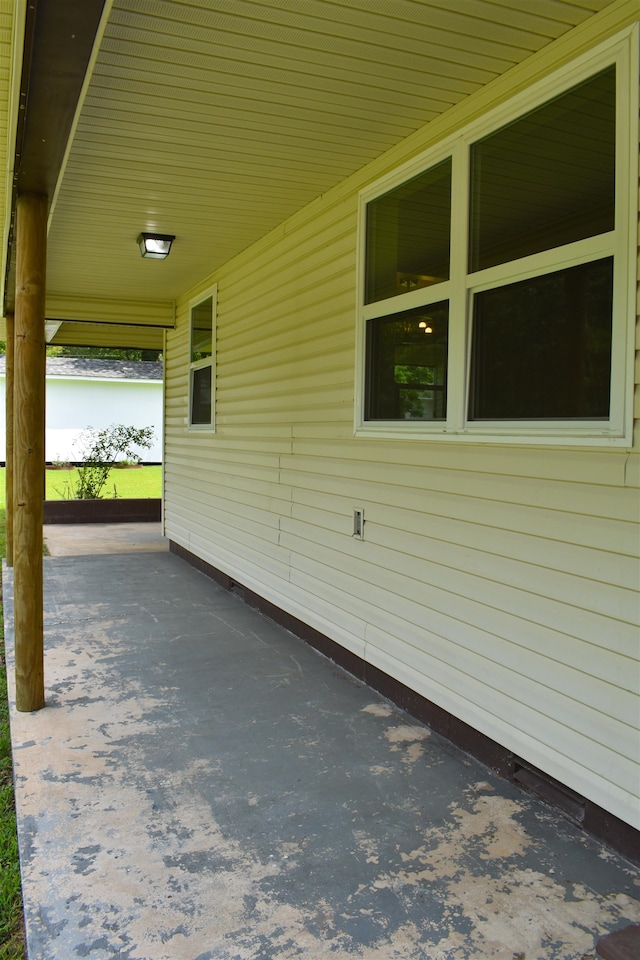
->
(43, 498, 161, 524)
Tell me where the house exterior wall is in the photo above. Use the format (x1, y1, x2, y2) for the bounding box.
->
(164, 11, 640, 831)
(0, 375, 163, 462)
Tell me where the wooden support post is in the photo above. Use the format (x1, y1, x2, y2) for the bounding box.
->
(5, 311, 14, 566)
(14, 193, 46, 712)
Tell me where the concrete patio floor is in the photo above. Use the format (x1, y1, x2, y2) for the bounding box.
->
(3, 524, 640, 960)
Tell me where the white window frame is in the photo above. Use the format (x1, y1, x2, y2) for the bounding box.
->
(355, 28, 638, 446)
(188, 284, 217, 431)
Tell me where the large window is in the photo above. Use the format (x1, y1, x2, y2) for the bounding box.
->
(358, 35, 635, 444)
(189, 288, 216, 428)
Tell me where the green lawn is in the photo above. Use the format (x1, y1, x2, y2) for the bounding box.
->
(0, 465, 162, 508)
(0, 508, 26, 959)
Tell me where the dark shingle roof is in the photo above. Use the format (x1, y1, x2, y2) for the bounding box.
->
(0, 357, 163, 381)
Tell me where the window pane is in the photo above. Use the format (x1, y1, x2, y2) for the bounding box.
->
(191, 365, 212, 425)
(366, 302, 448, 420)
(191, 296, 213, 362)
(468, 258, 613, 421)
(366, 159, 451, 304)
(469, 68, 615, 273)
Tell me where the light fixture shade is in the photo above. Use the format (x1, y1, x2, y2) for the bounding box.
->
(137, 233, 175, 259)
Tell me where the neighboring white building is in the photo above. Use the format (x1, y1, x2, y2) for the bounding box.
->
(0, 357, 163, 463)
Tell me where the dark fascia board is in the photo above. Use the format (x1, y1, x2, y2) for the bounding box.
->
(4, 0, 107, 314)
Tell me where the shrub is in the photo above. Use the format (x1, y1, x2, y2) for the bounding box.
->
(66, 424, 154, 500)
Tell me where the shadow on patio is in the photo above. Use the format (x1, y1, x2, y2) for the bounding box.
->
(3, 525, 639, 959)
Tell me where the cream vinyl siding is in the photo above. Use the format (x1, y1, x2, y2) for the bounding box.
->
(164, 19, 640, 830)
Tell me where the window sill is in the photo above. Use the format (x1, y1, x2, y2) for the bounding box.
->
(186, 423, 216, 433)
(354, 423, 630, 448)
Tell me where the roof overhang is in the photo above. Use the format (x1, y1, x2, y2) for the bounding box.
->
(4, 0, 108, 314)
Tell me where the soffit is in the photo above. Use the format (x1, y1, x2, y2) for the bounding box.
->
(0, 314, 165, 348)
(46, 0, 617, 308)
(0, 0, 15, 262)
(47, 321, 164, 350)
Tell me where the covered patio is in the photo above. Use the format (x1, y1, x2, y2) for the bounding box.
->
(3, 525, 639, 960)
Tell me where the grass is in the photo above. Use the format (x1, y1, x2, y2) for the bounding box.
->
(0, 465, 162, 509)
(0, 508, 26, 959)
(45, 464, 162, 502)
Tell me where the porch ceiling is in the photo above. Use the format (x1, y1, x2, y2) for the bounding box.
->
(5, 0, 621, 335)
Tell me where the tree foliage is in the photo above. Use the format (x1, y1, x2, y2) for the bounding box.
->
(45, 346, 161, 361)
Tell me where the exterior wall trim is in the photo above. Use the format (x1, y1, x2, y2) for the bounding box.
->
(170, 539, 640, 867)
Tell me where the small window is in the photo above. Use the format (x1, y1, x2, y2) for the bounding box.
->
(365, 158, 451, 304)
(366, 302, 448, 421)
(469, 68, 616, 273)
(189, 290, 216, 428)
(191, 298, 213, 362)
(468, 259, 613, 421)
(191, 365, 212, 425)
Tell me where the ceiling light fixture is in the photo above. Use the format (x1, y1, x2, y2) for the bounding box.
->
(137, 233, 175, 259)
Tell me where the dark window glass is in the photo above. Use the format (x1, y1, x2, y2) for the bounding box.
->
(469, 68, 615, 272)
(191, 297, 213, 362)
(468, 258, 613, 420)
(366, 302, 448, 420)
(366, 159, 451, 304)
(191, 365, 212, 425)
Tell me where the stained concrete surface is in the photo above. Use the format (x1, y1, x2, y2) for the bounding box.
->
(43, 521, 168, 556)
(4, 532, 640, 959)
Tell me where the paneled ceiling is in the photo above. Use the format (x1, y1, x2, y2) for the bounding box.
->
(2, 0, 622, 342)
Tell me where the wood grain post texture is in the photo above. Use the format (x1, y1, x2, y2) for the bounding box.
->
(14, 193, 47, 712)
(5, 310, 14, 567)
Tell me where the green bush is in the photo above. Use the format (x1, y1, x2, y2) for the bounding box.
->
(65, 425, 154, 500)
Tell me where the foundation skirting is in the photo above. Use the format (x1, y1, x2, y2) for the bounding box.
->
(44, 498, 161, 524)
